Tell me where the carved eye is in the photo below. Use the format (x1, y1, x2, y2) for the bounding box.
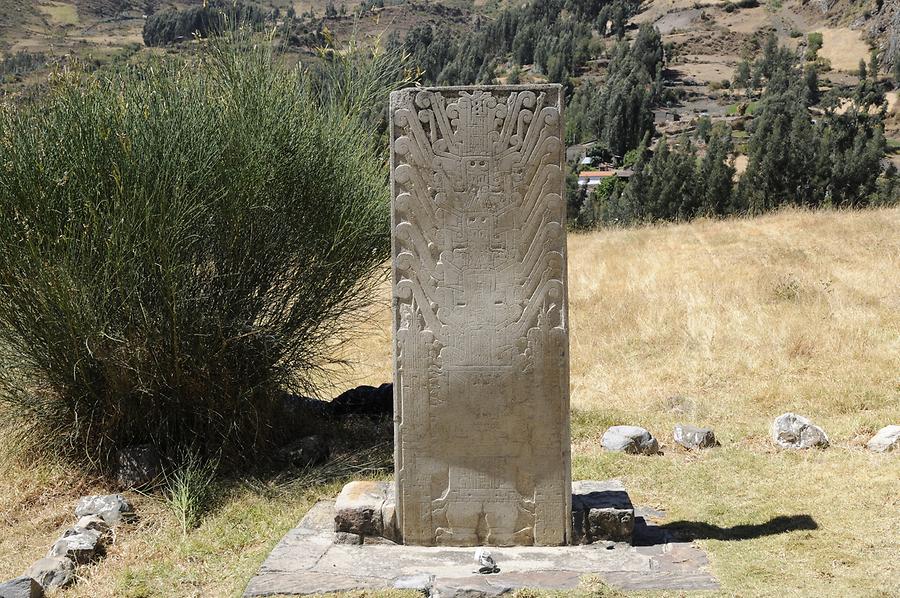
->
(479, 161, 486, 167)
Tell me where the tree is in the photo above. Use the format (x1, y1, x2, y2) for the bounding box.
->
(734, 59, 751, 90)
(859, 58, 867, 80)
(695, 124, 735, 215)
(869, 50, 880, 79)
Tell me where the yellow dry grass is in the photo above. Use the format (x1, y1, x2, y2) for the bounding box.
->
(0, 207, 898, 596)
(37, 2, 79, 27)
(818, 27, 871, 73)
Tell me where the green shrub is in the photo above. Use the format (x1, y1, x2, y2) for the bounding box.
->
(806, 32, 823, 62)
(0, 35, 408, 470)
(142, 1, 267, 47)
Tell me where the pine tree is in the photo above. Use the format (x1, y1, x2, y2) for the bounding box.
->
(696, 125, 735, 215)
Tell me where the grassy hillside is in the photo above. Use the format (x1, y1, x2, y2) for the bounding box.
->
(1, 207, 897, 597)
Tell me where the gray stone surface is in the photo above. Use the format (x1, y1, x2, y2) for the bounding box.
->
(391, 85, 571, 547)
(47, 530, 102, 564)
(673, 424, 718, 450)
(771, 413, 829, 449)
(571, 480, 634, 544)
(866, 425, 900, 452)
(116, 444, 160, 488)
(74, 494, 134, 525)
(601, 426, 659, 455)
(0, 577, 43, 598)
(23, 557, 74, 590)
(243, 496, 719, 597)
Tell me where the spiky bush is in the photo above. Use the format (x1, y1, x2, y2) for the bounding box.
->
(0, 36, 407, 469)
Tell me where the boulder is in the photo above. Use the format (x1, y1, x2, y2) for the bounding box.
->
(601, 426, 659, 455)
(334, 480, 390, 537)
(75, 494, 134, 525)
(116, 445, 160, 488)
(771, 413, 829, 449)
(571, 480, 635, 544)
(0, 577, 43, 598)
(866, 425, 900, 453)
(47, 530, 102, 564)
(23, 557, 74, 590)
(331, 383, 392, 418)
(673, 424, 718, 450)
(276, 435, 330, 467)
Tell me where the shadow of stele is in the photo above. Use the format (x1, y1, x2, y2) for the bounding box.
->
(634, 514, 818, 546)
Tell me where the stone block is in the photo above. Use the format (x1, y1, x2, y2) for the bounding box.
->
(866, 425, 900, 452)
(771, 413, 829, 449)
(334, 481, 389, 537)
(23, 557, 74, 590)
(673, 424, 718, 450)
(572, 480, 635, 544)
(601, 426, 659, 455)
(0, 577, 43, 598)
(391, 84, 570, 547)
(47, 530, 102, 564)
(75, 494, 134, 525)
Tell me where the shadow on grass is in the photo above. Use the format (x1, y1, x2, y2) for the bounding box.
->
(634, 514, 818, 545)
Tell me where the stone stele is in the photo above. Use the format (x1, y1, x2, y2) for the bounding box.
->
(390, 84, 570, 547)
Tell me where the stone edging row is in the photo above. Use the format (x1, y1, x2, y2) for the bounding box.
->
(0, 495, 135, 598)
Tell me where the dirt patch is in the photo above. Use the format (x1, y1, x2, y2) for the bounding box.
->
(818, 27, 871, 72)
(38, 1, 79, 27)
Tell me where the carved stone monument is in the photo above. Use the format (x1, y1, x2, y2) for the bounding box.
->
(390, 85, 570, 546)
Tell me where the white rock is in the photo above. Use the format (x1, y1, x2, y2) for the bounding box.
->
(866, 425, 900, 453)
(771, 413, 829, 449)
(47, 530, 101, 564)
(74, 494, 134, 525)
(601, 426, 659, 455)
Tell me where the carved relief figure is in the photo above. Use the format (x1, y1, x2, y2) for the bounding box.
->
(391, 85, 570, 546)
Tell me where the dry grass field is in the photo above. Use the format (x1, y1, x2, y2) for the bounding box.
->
(1, 207, 898, 597)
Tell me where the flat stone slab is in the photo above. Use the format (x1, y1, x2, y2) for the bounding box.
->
(244, 497, 718, 596)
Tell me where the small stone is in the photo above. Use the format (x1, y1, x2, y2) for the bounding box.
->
(0, 577, 43, 598)
(673, 424, 718, 450)
(601, 426, 659, 455)
(23, 557, 74, 590)
(866, 425, 900, 453)
(334, 481, 389, 537)
(771, 413, 829, 449)
(74, 494, 134, 525)
(47, 530, 102, 564)
(116, 445, 160, 488)
(332, 532, 363, 545)
(276, 435, 330, 467)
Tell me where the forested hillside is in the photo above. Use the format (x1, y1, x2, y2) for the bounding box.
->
(1, 0, 898, 222)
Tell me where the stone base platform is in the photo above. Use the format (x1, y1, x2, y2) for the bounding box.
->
(244, 484, 719, 597)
